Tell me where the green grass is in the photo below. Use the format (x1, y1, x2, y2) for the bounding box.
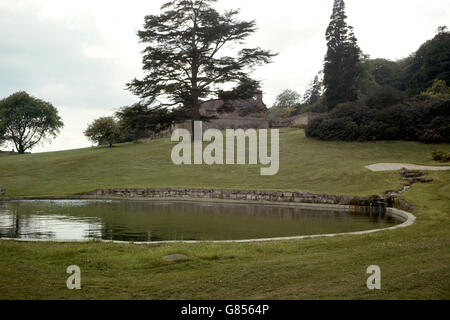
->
(1, 129, 449, 197)
(0, 129, 449, 299)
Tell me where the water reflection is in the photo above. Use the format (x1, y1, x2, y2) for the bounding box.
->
(0, 200, 398, 242)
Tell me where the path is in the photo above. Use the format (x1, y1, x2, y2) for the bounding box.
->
(365, 163, 450, 172)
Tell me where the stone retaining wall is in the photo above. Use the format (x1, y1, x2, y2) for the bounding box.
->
(82, 188, 358, 205)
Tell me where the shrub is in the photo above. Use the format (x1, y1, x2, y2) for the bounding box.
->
(422, 79, 450, 96)
(432, 150, 450, 163)
(365, 86, 406, 109)
(306, 95, 450, 143)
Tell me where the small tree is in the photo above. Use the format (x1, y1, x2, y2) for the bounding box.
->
(0, 91, 63, 154)
(303, 73, 323, 105)
(84, 117, 121, 148)
(273, 89, 301, 109)
(281, 106, 296, 119)
(267, 89, 301, 118)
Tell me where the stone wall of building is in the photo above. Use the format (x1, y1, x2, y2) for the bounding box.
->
(172, 93, 269, 132)
(270, 113, 321, 128)
(174, 117, 270, 133)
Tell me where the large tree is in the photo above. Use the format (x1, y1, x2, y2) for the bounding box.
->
(0, 91, 63, 154)
(127, 0, 276, 131)
(323, 0, 361, 110)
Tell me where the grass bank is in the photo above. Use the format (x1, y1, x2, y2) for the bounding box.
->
(0, 129, 449, 299)
(1, 129, 449, 197)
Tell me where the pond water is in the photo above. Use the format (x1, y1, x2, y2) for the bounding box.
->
(0, 200, 400, 242)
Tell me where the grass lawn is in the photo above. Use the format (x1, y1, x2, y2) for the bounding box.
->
(0, 129, 449, 299)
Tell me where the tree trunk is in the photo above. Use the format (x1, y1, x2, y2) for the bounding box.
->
(191, 91, 202, 141)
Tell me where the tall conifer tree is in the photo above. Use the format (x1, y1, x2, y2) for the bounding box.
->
(323, 0, 361, 110)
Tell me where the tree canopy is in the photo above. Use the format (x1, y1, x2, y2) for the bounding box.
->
(267, 89, 301, 119)
(116, 104, 174, 142)
(303, 73, 323, 105)
(84, 117, 121, 148)
(358, 27, 450, 96)
(406, 29, 450, 95)
(272, 89, 301, 109)
(0, 91, 63, 154)
(127, 0, 276, 125)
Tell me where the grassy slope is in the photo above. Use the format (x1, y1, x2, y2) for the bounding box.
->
(1, 129, 449, 197)
(0, 129, 449, 299)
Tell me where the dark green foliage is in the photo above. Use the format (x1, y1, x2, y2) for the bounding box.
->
(306, 95, 450, 143)
(365, 86, 406, 109)
(84, 117, 121, 148)
(116, 104, 174, 142)
(422, 79, 450, 95)
(323, 0, 361, 110)
(218, 77, 261, 101)
(127, 0, 275, 123)
(432, 150, 450, 163)
(303, 74, 323, 106)
(356, 29, 449, 97)
(0, 119, 5, 147)
(0, 91, 63, 153)
(217, 77, 262, 114)
(308, 28, 450, 144)
(406, 30, 450, 95)
(363, 58, 410, 91)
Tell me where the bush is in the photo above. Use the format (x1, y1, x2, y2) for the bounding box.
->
(365, 86, 406, 109)
(432, 150, 450, 163)
(306, 95, 450, 143)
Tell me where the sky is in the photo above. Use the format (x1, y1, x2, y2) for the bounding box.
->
(0, 0, 449, 153)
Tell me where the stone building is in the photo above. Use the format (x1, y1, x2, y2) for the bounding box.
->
(172, 93, 321, 133)
(174, 92, 270, 132)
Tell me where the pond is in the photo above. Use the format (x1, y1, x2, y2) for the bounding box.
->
(0, 200, 400, 242)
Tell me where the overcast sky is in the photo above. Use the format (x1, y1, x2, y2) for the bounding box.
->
(0, 0, 448, 152)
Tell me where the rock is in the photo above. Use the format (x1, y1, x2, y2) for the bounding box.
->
(400, 169, 425, 178)
(164, 254, 188, 262)
(417, 177, 434, 183)
(403, 177, 433, 184)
